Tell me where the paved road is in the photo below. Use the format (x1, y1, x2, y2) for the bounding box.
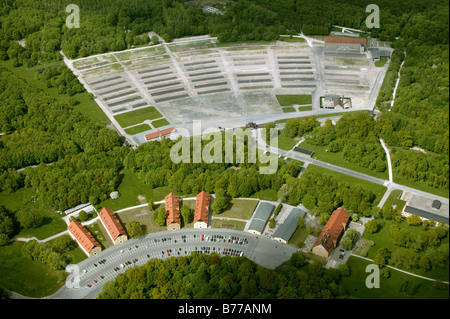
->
(47, 228, 298, 299)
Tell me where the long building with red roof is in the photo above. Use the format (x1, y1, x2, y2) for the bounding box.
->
(145, 127, 174, 141)
(165, 193, 181, 230)
(68, 220, 102, 257)
(312, 207, 350, 258)
(324, 37, 366, 53)
(98, 207, 128, 245)
(194, 191, 210, 228)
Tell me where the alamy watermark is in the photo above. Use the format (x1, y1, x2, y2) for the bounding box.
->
(169, 121, 278, 174)
(66, 4, 80, 29)
(366, 4, 380, 29)
(365, 264, 380, 288)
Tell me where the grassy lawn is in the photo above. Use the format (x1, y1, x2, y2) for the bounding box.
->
(87, 221, 112, 249)
(14, 199, 67, 240)
(250, 189, 279, 201)
(375, 57, 388, 67)
(383, 189, 406, 211)
(361, 219, 449, 282)
(116, 204, 167, 235)
(152, 118, 171, 128)
(0, 187, 66, 240)
(276, 94, 312, 106)
(341, 256, 449, 299)
(0, 241, 66, 298)
(114, 106, 163, 128)
(282, 107, 296, 113)
(394, 175, 449, 199)
(216, 199, 259, 219)
(307, 165, 387, 205)
(124, 124, 151, 135)
(299, 141, 389, 180)
(211, 219, 246, 231)
(0, 187, 36, 211)
(297, 105, 313, 112)
(277, 129, 301, 151)
(98, 169, 152, 212)
(0, 60, 109, 125)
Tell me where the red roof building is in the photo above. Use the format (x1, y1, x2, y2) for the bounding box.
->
(312, 207, 350, 258)
(68, 220, 102, 257)
(194, 191, 210, 228)
(165, 193, 181, 230)
(145, 127, 174, 141)
(98, 207, 128, 244)
(324, 37, 367, 44)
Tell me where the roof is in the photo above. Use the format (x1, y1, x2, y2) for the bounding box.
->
(293, 147, 314, 156)
(98, 207, 127, 240)
(165, 193, 181, 226)
(248, 202, 274, 233)
(313, 207, 350, 253)
(404, 206, 448, 224)
(194, 191, 210, 224)
(68, 220, 100, 253)
(145, 127, 174, 141)
(273, 208, 306, 241)
(325, 37, 367, 44)
(432, 200, 442, 210)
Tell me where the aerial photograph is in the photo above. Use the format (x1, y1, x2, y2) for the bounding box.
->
(0, 0, 448, 309)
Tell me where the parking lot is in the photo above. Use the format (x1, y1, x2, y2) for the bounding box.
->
(49, 228, 298, 299)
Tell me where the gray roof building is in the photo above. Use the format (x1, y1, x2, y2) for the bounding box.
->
(247, 202, 274, 235)
(273, 208, 307, 243)
(404, 206, 449, 224)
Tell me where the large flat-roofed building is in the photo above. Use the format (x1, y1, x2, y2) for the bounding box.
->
(194, 191, 210, 228)
(98, 207, 128, 244)
(273, 207, 306, 244)
(68, 220, 102, 257)
(324, 37, 367, 53)
(247, 202, 274, 235)
(403, 205, 449, 225)
(312, 207, 349, 258)
(166, 192, 181, 230)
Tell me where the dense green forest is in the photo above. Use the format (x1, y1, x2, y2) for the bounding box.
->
(98, 252, 349, 299)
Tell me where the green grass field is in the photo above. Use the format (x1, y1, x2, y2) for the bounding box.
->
(152, 118, 170, 128)
(341, 256, 449, 299)
(299, 141, 389, 180)
(361, 219, 449, 282)
(282, 107, 296, 113)
(375, 57, 388, 67)
(211, 219, 246, 230)
(297, 105, 313, 111)
(276, 94, 312, 106)
(382, 189, 406, 211)
(216, 199, 259, 219)
(114, 106, 163, 128)
(124, 124, 152, 135)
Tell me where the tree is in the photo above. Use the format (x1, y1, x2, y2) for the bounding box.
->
(78, 210, 88, 222)
(181, 206, 193, 224)
(269, 218, 275, 228)
(365, 219, 380, 234)
(407, 214, 422, 226)
(153, 207, 167, 226)
(17, 210, 44, 229)
(211, 188, 229, 215)
(127, 220, 144, 238)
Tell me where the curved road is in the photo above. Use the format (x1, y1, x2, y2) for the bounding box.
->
(47, 228, 298, 299)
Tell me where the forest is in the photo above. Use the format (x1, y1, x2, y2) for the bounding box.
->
(97, 252, 350, 299)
